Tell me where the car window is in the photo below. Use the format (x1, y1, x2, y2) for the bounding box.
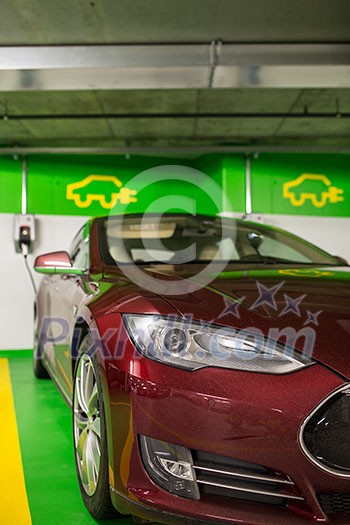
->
(235, 223, 335, 264)
(257, 236, 310, 262)
(98, 215, 342, 267)
(69, 226, 89, 270)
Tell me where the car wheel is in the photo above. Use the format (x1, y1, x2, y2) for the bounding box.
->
(33, 345, 50, 378)
(73, 334, 118, 519)
(33, 310, 50, 379)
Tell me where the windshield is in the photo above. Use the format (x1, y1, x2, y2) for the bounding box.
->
(98, 214, 343, 267)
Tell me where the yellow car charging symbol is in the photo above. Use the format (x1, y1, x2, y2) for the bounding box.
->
(66, 175, 138, 209)
(283, 174, 344, 208)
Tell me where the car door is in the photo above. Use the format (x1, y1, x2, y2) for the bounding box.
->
(50, 224, 90, 401)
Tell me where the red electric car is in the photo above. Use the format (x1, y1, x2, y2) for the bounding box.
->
(34, 213, 350, 524)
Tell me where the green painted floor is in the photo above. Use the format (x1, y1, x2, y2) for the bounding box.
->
(5, 350, 136, 525)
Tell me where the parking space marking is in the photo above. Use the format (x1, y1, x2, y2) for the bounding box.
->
(0, 358, 32, 524)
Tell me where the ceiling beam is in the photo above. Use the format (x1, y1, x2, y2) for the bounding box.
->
(1, 112, 350, 120)
(1, 44, 349, 69)
(0, 43, 349, 90)
(1, 146, 350, 155)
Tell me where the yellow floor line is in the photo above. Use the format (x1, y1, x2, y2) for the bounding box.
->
(0, 358, 32, 524)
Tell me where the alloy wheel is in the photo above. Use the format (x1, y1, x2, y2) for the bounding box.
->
(73, 353, 102, 496)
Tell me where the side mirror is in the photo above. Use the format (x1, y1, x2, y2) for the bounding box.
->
(34, 251, 85, 275)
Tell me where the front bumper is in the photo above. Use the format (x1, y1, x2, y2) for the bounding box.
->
(110, 487, 317, 525)
(104, 349, 350, 524)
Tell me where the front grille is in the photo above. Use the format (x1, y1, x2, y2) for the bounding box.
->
(318, 494, 350, 514)
(302, 385, 350, 476)
(192, 450, 304, 506)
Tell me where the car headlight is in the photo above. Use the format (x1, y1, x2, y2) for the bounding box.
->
(123, 314, 313, 374)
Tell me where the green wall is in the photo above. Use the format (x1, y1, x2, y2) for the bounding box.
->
(0, 157, 23, 214)
(251, 154, 350, 217)
(0, 153, 349, 217)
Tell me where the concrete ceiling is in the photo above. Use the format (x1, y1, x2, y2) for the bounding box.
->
(0, 0, 349, 151)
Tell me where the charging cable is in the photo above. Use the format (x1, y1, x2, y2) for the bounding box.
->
(21, 242, 37, 294)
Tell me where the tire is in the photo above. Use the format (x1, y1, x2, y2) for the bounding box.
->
(33, 345, 50, 378)
(33, 311, 50, 379)
(73, 334, 118, 519)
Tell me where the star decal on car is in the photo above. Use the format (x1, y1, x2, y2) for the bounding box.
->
(250, 281, 285, 311)
(279, 294, 307, 317)
(304, 310, 322, 326)
(219, 296, 246, 319)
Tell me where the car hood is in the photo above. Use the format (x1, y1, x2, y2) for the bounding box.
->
(148, 265, 350, 380)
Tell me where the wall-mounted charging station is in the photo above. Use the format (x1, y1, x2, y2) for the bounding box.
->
(14, 157, 37, 255)
(14, 214, 36, 253)
(14, 158, 38, 293)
